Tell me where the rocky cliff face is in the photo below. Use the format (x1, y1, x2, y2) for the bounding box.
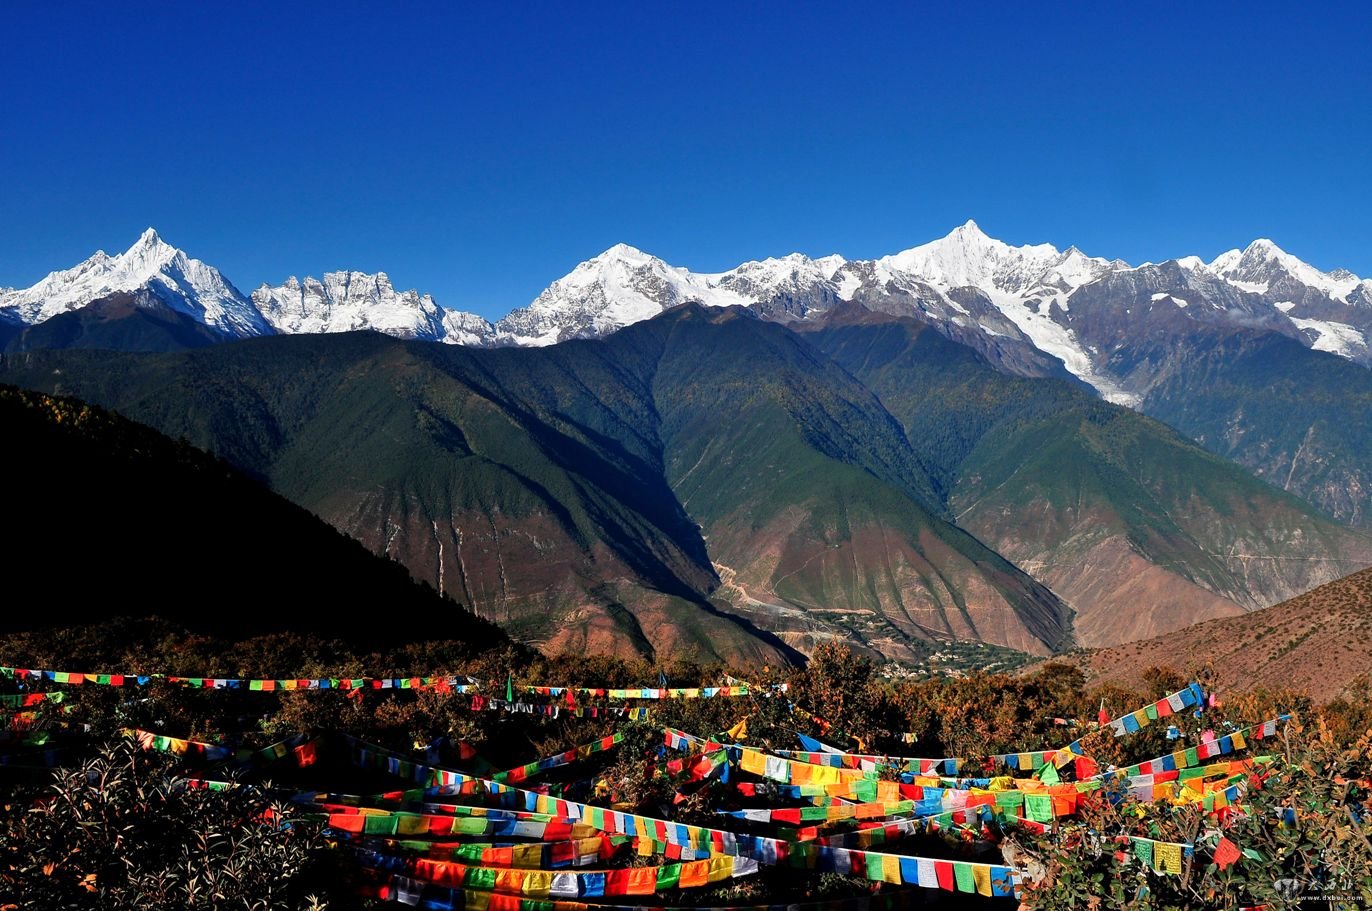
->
(251, 271, 491, 341)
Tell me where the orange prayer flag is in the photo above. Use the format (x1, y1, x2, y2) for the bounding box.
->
(679, 860, 709, 888)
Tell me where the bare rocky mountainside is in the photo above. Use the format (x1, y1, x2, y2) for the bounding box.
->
(1075, 566, 1372, 703)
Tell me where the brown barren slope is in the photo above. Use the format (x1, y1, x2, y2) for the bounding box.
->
(1079, 566, 1372, 703)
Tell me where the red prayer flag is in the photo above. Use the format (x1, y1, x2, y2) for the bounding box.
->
(1214, 837, 1241, 869)
(294, 741, 318, 767)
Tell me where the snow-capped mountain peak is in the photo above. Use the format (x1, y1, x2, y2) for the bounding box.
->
(251, 270, 492, 344)
(1211, 238, 1363, 301)
(121, 227, 178, 269)
(0, 228, 268, 337)
(1037, 246, 1119, 290)
(493, 244, 749, 346)
(879, 220, 1064, 293)
(599, 242, 654, 262)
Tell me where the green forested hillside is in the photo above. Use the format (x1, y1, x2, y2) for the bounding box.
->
(1131, 328, 1372, 527)
(0, 332, 778, 664)
(2, 291, 224, 354)
(801, 305, 1372, 647)
(0, 307, 1072, 662)
(5, 303, 1366, 662)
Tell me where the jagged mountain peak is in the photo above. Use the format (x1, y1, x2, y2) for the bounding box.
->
(568, 243, 675, 279)
(598, 242, 654, 260)
(951, 217, 987, 237)
(1208, 248, 1243, 273)
(878, 222, 1064, 292)
(134, 225, 165, 246)
(1211, 238, 1364, 301)
(721, 251, 846, 285)
(1245, 237, 1283, 255)
(0, 228, 266, 338)
(493, 242, 749, 346)
(115, 226, 181, 276)
(251, 269, 485, 343)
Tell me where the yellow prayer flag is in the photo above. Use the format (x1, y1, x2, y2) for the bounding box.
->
(809, 764, 841, 786)
(513, 844, 543, 867)
(1156, 842, 1183, 874)
(973, 864, 993, 896)
(521, 870, 553, 899)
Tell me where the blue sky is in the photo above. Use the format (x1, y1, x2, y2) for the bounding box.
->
(2, 1, 1369, 319)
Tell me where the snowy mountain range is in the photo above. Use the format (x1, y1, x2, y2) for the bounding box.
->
(4, 222, 1370, 407)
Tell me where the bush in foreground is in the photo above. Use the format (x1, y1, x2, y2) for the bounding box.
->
(0, 737, 340, 911)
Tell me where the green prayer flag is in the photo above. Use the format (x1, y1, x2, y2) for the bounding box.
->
(1134, 838, 1153, 866)
(995, 791, 1024, 810)
(1026, 793, 1054, 823)
(467, 867, 496, 891)
(1038, 761, 1060, 785)
(866, 853, 885, 882)
(364, 815, 399, 836)
(506, 673, 514, 702)
(954, 862, 975, 892)
(656, 864, 681, 890)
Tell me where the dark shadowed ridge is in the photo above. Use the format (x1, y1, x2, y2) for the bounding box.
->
(0, 383, 508, 652)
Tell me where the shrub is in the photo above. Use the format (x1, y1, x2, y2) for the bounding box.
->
(0, 737, 340, 910)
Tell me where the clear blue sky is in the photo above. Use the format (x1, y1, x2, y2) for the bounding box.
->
(2, 2, 1369, 318)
